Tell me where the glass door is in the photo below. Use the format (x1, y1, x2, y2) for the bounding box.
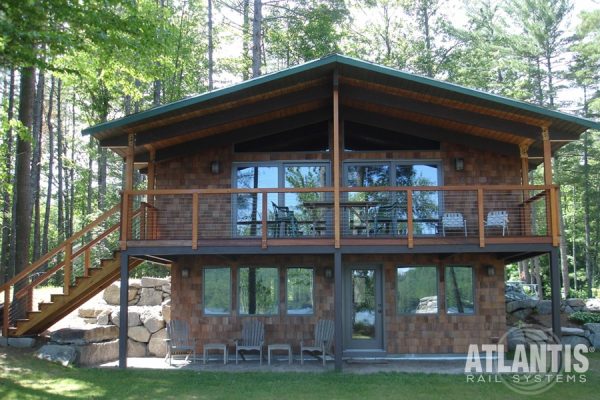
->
(344, 266, 384, 350)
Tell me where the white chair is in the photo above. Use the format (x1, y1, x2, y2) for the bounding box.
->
(485, 210, 509, 236)
(441, 212, 467, 237)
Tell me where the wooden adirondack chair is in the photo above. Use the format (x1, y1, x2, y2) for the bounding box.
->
(165, 319, 196, 365)
(234, 319, 265, 364)
(300, 319, 334, 366)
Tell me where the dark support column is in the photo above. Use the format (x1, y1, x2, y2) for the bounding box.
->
(334, 250, 343, 371)
(549, 248, 562, 340)
(118, 252, 129, 368)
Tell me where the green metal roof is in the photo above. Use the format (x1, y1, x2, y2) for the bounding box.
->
(83, 53, 600, 137)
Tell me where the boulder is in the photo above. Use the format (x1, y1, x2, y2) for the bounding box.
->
(561, 327, 586, 337)
(141, 277, 170, 288)
(0, 337, 37, 348)
(507, 328, 550, 351)
(148, 328, 168, 357)
(128, 326, 151, 343)
(128, 339, 147, 357)
(162, 283, 171, 295)
(103, 282, 139, 306)
(111, 309, 141, 327)
(50, 325, 119, 345)
(96, 309, 112, 325)
(583, 323, 600, 335)
(585, 298, 600, 312)
(140, 308, 165, 333)
(506, 299, 538, 314)
(564, 305, 575, 314)
(78, 306, 107, 319)
(76, 339, 119, 366)
(566, 298, 586, 308)
(561, 335, 591, 347)
(589, 334, 600, 349)
(534, 300, 553, 315)
(505, 282, 531, 302)
(162, 299, 171, 323)
(415, 296, 438, 313)
(137, 287, 163, 306)
(36, 344, 77, 367)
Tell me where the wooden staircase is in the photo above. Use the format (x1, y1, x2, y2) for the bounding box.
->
(1, 203, 153, 337)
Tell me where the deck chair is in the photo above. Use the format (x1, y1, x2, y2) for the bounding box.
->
(234, 319, 265, 365)
(372, 201, 402, 236)
(165, 320, 196, 365)
(485, 210, 509, 236)
(271, 202, 299, 237)
(300, 319, 334, 366)
(441, 212, 467, 237)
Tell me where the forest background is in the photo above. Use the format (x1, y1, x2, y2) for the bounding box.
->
(0, 0, 599, 299)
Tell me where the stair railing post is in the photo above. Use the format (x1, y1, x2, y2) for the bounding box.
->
(84, 248, 91, 278)
(64, 241, 72, 296)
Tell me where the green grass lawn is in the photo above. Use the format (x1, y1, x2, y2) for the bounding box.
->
(1, 348, 599, 400)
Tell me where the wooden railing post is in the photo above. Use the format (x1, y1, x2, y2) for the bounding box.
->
(478, 188, 485, 248)
(84, 248, 91, 278)
(407, 189, 414, 248)
(64, 241, 72, 296)
(3, 289, 10, 337)
(140, 204, 147, 240)
(261, 192, 268, 249)
(192, 193, 199, 249)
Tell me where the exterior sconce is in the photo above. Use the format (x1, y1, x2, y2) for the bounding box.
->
(485, 265, 495, 277)
(210, 160, 220, 174)
(454, 158, 464, 171)
(324, 268, 333, 279)
(181, 267, 190, 278)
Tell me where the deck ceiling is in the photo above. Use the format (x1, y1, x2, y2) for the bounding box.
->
(84, 54, 599, 166)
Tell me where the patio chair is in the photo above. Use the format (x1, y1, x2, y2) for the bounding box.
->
(485, 210, 509, 236)
(235, 319, 265, 365)
(441, 212, 467, 237)
(372, 201, 402, 236)
(165, 319, 196, 365)
(300, 319, 334, 366)
(271, 202, 299, 237)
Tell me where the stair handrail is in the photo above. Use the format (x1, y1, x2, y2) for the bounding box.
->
(1, 203, 121, 336)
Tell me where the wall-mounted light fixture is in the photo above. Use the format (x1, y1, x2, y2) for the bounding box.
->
(324, 268, 333, 279)
(485, 265, 495, 277)
(210, 160, 220, 174)
(181, 267, 190, 278)
(454, 158, 464, 171)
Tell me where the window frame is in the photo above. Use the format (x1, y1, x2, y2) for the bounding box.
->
(444, 265, 476, 315)
(395, 265, 439, 315)
(237, 266, 280, 316)
(285, 267, 315, 316)
(203, 267, 232, 316)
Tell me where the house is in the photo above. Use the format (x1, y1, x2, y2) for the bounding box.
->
(3, 55, 599, 370)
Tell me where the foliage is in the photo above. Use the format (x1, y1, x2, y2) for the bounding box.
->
(568, 311, 600, 324)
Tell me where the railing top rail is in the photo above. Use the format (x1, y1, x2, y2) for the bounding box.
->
(124, 184, 556, 196)
(0, 204, 120, 293)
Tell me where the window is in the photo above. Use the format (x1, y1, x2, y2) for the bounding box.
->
(445, 266, 475, 314)
(203, 268, 231, 315)
(234, 162, 329, 237)
(396, 267, 438, 314)
(239, 267, 279, 315)
(286, 268, 314, 315)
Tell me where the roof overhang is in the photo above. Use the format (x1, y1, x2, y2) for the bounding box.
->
(83, 54, 600, 167)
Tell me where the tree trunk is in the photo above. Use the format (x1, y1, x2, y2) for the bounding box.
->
(56, 79, 65, 240)
(208, 0, 214, 90)
(86, 136, 93, 215)
(42, 77, 55, 257)
(242, 0, 250, 80)
(31, 70, 44, 260)
(68, 95, 75, 237)
(98, 145, 107, 210)
(0, 68, 15, 284)
(251, 0, 262, 78)
(533, 257, 543, 299)
(14, 66, 35, 276)
(583, 130, 593, 298)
